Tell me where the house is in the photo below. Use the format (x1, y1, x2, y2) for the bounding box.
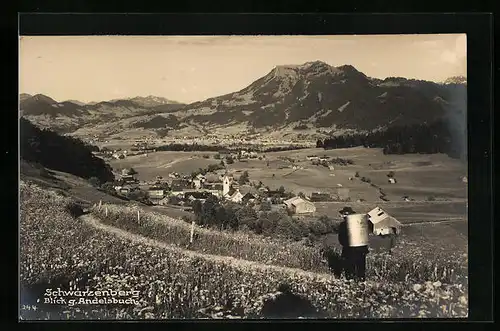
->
(171, 179, 190, 192)
(283, 197, 316, 214)
(157, 197, 170, 206)
(195, 173, 206, 182)
(388, 178, 397, 184)
(119, 184, 139, 195)
(148, 187, 165, 199)
(228, 190, 244, 203)
(242, 193, 257, 203)
(192, 179, 202, 189)
(319, 156, 330, 161)
(240, 185, 259, 203)
(306, 155, 319, 161)
(367, 207, 402, 236)
(328, 166, 335, 171)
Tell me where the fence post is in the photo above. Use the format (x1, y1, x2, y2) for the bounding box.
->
(190, 221, 195, 244)
(105, 206, 108, 217)
(137, 210, 140, 222)
(99, 200, 102, 208)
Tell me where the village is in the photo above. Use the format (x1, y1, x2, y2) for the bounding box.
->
(108, 149, 405, 239)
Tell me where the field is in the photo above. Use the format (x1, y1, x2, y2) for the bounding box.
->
(20, 181, 468, 319)
(109, 151, 220, 181)
(106, 146, 467, 221)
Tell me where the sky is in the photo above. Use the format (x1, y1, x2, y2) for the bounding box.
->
(19, 34, 467, 104)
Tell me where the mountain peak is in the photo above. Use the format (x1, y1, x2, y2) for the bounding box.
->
(31, 94, 58, 104)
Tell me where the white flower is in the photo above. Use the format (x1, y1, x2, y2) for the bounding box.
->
(413, 284, 422, 292)
(432, 281, 442, 288)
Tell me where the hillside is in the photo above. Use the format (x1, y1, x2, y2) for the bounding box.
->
(19, 63, 466, 139)
(173, 62, 466, 132)
(20, 94, 185, 134)
(20, 117, 115, 183)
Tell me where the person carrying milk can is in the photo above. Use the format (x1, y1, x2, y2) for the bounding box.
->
(338, 207, 373, 281)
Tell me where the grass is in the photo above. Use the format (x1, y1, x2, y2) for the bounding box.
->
(20, 181, 468, 319)
(89, 201, 467, 285)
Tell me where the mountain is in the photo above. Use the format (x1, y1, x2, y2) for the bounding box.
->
(444, 76, 467, 85)
(20, 93, 32, 102)
(129, 95, 182, 108)
(19, 63, 466, 137)
(174, 61, 464, 132)
(20, 94, 88, 117)
(19, 93, 186, 134)
(64, 99, 87, 106)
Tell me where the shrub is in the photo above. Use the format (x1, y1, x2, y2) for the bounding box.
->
(361, 177, 371, 183)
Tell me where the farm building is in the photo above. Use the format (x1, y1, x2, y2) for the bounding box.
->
(283, 197, 316, 215)
(388, 178, 397, 184)
(310, 192, 331, 202)
(367, 207, 402, 236)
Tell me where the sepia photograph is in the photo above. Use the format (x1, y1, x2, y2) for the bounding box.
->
(19, 34, 468, 320)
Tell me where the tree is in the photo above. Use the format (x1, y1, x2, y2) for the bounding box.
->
(260, 201, 272, 211)
(278, 186, 286, 195)
(89, 177, 101, 187)
(226, 156, 234, 164)
(298, 192, 305, 198)
(129, 168, 138, 175)
(239, 171, 249, 185)
(316, 139, 324, 148)
(192, 200, 203, 218)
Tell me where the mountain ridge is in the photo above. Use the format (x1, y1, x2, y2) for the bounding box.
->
(19, 62, 466, 137)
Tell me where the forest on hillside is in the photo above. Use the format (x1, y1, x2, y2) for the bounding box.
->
(20, 118, 115, 183)
(317, 119, 466, 160)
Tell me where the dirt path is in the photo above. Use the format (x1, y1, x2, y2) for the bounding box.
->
(158, 157, 192, 169)
(79, 214, 336, 281)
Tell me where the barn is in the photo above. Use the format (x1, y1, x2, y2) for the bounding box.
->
(284, 197, 316, 214)
(367, 207, 402, 235)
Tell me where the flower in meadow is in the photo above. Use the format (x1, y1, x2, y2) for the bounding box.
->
(413, 284, 422, 292)
(432, 281, 442, 288)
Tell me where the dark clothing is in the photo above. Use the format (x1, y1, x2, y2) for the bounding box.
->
(341, 246, 368, 280)
(338, 218, 369, 281)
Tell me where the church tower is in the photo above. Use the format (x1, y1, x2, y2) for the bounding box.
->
(223, 175, 231, 197)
